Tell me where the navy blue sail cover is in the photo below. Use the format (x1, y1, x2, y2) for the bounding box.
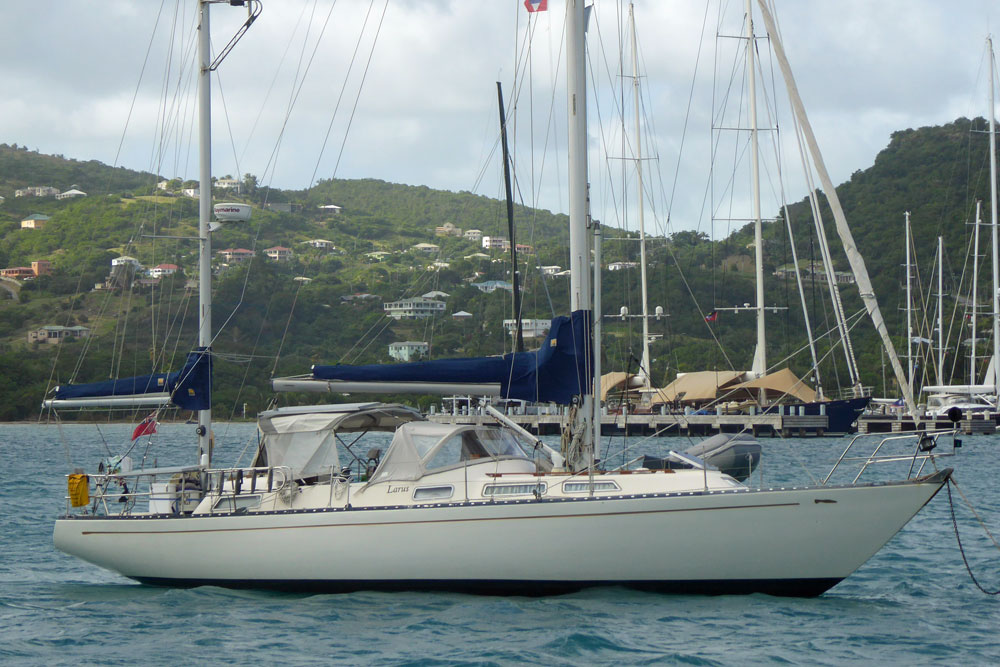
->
(312, 310, 593, 405)
(53, 347, 212, 411)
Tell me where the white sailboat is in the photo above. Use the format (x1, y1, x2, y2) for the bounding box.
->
(50, 0, 952, 597)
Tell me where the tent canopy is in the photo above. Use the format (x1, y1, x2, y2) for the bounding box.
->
(650, 370, 747, 405)
(731, 367, 817, 403)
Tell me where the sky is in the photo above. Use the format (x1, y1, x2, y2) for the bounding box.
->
(2, 0, 999, 239)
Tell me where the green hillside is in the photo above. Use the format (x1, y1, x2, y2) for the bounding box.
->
(0, 119, 991, 420)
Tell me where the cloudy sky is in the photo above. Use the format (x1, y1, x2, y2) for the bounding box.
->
(2, 1, 999, 237)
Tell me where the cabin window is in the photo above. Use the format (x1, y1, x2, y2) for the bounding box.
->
(562, 481, 621, 493)
(213, 494, 261, 512)
(413, 485, 454, 501)
(482, 482, 546, 497)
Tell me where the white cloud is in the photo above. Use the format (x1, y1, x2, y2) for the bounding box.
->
(1, 0, 998, 231)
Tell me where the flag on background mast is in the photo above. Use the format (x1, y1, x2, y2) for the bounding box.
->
(524, 0, 548, 12)
(131, 413, 158, 441)
(704, 311, 718, 323)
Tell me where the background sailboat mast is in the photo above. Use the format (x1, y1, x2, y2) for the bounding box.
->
(747, 0, 766, 381)
(905, 211, 913, 394)
(989, 37, 1000, 400)
(937, 236, 944, 385)
(197, 0, 213, 466)
(629, 3, 651, 391)
(972, 200, 981, 385)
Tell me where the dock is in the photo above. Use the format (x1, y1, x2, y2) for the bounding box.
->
(857, 414, 996, 435)
(427, 411, 830, 437)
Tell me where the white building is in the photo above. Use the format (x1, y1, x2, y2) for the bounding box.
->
(308, 239, 335, 250)
(215, 178, 241, 191)
(482, 236, 510, 251)
(541, 265, 562, 275)
(384, 298, 446, 320)
(182, 188, 199, 198)
(422, 290, 450, 299)
(389, 341, 430, 362)
(112, 256, 142, 270)
(503, 319, 551, 339)
(28, 325, 91, 344)
(265, 246, 293, 262)
(411, 243, 440, 254)
(318, 204, 342, 214)
(56, 188, 87, 200)
(464, 229, 483, 242)
(608, 261, 638, 271)
(149, 263, 179, 278)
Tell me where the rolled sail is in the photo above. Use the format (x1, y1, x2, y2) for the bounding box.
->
(49, 348, 212, 410)
(305, 310, 592, 405)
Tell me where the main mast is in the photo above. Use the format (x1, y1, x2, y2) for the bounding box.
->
(197, 0, 213, 467)
(566, 0, 593, 472)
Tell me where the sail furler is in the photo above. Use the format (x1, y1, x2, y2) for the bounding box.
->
(277, 311, 593, 405)
(46, 348, 212, 410)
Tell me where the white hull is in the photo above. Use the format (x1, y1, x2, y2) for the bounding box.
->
(54, 470, 949, 597)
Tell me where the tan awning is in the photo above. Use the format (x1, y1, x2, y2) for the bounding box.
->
(600, 371, 635, 401)
(731, 367, 817, 403)
(649, 370, 747, 405)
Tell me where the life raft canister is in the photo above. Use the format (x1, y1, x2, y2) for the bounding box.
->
(68, 473, 89, 507)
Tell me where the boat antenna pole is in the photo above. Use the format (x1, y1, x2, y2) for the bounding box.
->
(197, 0, 213, 468)
(629, 3, 651, 392)
(497, 81, 524, 353)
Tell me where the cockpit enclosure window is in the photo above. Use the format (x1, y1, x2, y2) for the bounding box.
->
(423, 426, 532, 472)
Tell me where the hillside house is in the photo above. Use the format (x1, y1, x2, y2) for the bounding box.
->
(149, 263, 179, 278)
(29, 325, 90, 344)
(503, 319, 551, 339)
(422, 290, 450, 299)
(464, 229, 483, 242)
(217, 248, 254, 264)
(182, 188, 199, 198)
(435, 222, 462, 237)
(411, 243, 440, 254)
(308, 239, 335, 250)
(318, 204, 342, 214)
(515, 243, 534, 254)
(428, 261, 451, 270)
(472, 280, 513, 293)
(1, 267, 34, 279)
(389, 341, 430, 362)
(364, 251, 391, 262)
(15, 186, 59, 198)
(541, 265, 561, 275)
(384, 297, 446, 320)
(20, 213, 50, 229)
(32, 260, 52, 276)
(451, 310, 473, 320)
(56, 188, 87, 200)
(608, 261, 638, 271)
(464, 252, 489, 260)
(265, 246, 293, 262)
(215, 178, 241, 191)
(482, 236, 510, 251)
(112, 256, 142, 270)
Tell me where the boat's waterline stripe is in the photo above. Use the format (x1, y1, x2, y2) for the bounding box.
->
(77, 501, 801, 536)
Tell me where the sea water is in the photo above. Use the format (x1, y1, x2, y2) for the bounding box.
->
(2, 422, 999, 665)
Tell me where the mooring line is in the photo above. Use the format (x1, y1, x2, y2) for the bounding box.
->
(946, 478, 1000, 595)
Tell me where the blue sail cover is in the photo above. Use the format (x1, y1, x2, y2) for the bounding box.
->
(311, 310, 593, 404)
(52, 348, 212, 411)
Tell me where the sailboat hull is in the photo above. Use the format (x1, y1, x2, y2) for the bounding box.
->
(54, 470, 948, 597)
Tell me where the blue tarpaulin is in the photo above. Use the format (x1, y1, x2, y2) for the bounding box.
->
(311, 310, 592, 404)
(53, 347, 212, 411)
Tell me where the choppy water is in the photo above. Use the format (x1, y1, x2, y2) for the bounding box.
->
(2, 422, 999, 665)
